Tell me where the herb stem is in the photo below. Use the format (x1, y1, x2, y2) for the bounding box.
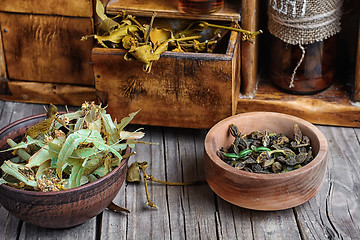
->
(138, 162, 158, 209)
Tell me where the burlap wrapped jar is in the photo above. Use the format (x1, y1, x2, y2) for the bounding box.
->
(268, 0, 343, 94)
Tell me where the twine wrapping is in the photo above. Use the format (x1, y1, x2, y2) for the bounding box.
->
(268, 0, 342, 45)
(268, 0, 342, 88)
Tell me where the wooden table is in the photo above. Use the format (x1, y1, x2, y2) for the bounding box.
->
(0, 100, 359, 239)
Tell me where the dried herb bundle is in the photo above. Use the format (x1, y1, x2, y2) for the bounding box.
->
(217, 124, 314, 173)
(81, 0, 262, 72)
(0, 102, 148, 191)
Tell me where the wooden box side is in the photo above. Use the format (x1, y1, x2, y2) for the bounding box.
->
(92, 47, 235, 128)
(0, 0, 93, 17)
(355, 18, 360, 101)
(0, 12, 95, 86)
(0, 24, 8, 95)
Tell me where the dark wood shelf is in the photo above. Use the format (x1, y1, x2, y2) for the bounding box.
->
(236, 79, 360, 127)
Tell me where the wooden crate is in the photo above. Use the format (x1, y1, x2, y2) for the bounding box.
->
(92, 0, 242, 128)
(0, 0, 96, 106)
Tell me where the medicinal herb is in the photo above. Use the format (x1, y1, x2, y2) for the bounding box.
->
(217, 124, 314, 173)
(126, 161, 204, 209)
(0, 102, 147, 191)
(82, 0, 262, 72)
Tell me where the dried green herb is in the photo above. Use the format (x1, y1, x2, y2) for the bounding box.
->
(217, 124, 314, 173)
(81, 0, 262, 72)
(0, 102, 148, 191)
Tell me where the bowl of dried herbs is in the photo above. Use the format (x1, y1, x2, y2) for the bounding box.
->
(0, 102, 145, 228)
(204, 112, 328, 211)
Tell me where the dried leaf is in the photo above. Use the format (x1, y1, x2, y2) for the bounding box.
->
(107, 201, 131, 213)
(126, 162, 141, 182)
(125, 45, 160, 64)
(35, 160, 51, 180)
(150, 28, 173, 47)
(117, 110, 140, 132)
(95, 0, 108, 20)
(0, 161, 37, 187)
(69, 163, 85, 188)
(26, 145, 52, 168)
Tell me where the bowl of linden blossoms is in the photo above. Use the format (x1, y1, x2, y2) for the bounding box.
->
(0, 102, 145, 228)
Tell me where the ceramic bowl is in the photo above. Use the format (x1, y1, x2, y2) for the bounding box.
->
(0, 114, 129, 228)
(204, 112, 328, 211)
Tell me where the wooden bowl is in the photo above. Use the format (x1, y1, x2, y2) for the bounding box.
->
(204, 112, 328, 211)
(0, 114, 129, 228)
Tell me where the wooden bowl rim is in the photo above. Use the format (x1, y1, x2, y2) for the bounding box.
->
(205, 111, 328, 180)
(0, 113, 129, 196)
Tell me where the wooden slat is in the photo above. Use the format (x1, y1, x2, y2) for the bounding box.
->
(236, 80, 360, 127)
(0, 207, 20, 240)
(92, 48, 235, 129)
(18, 219, 97, 240)
(0, 0, 93, 17)
(354, 19, 360, 101)
(0, 13, 94, 86)
(294, 126, 360, 239)
(166, 128, 218, 239)
(106, 0, 240, 21)
(0, 81, 96, 106)
(241, 0, 259, 96)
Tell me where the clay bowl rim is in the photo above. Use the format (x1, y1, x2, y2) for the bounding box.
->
(205, 111, 328, 180)
(0, 113, 129, 196)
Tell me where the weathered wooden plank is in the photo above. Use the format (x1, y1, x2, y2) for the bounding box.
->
(106, 0, 241, 21)
(167, 128, 219, 239)
(0, 13, 94, 86)
(0, 81, 96, 106)
(18, 219, 97, 240)
(215, 202, 253, 239)
(0, 207, 20, 240)
(0, 0, 93, 18)
(252, 210, 301, 239)
(294, 126, 360, 239)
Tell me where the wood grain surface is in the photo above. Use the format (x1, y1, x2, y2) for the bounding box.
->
(0, 0, 93, 17)
(0, 100, 359, 239)
(0, 13, 94, 86)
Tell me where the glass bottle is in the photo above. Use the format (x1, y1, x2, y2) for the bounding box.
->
(178, 0, 224, 14)
(269, 36, 337, 94)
